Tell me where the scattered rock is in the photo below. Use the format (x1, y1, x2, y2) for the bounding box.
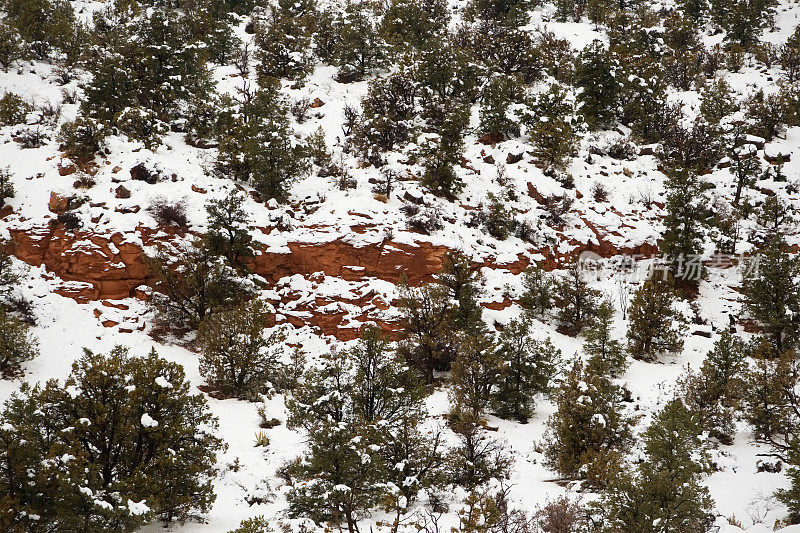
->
(311, 97, 325, 108)
(191, 184, 207, 194)
(58, 159, 76, 176)
(483, 155, 495, 164)
(115, 205, 140, 214)
(506, 152, 523, 164)
(48, 192, 71, 214)
(130, 163, 159, 184)
(115, 185, 131, 199)
(404, 189, 425, 205)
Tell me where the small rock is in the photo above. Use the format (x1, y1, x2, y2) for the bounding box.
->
(130, 163, 159, 184)
(115, 185, 131, 199)
(191, 184, 207, 194)
(48, 192, 71, 214)
(506, 152, 523, 164)
(311, 97, 325, 108)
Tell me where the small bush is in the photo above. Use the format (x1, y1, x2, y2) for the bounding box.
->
(148, 197, 188, 228)
(0, 92, 29, 126)
(403, 204, 443, 234)
(56, 211, 82, 230)
(58, 116, 105, 166)
(591, 181, 609, 202)
(0, 308, 38, 376)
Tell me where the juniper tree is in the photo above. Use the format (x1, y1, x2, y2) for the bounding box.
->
(197, 300, 283, 401)
(146, 237, 252, 330)
(479, 76, 521, 142)
(575, 41, 621, 130)
(525, 84, 579, 174)
(420, 105, 470, 198)
(205, 191, 254, 272)
(254, 0, 316, 83)
(679, 331, 746, 442)
(217, 87, 309, 202)
(464, 0, 532, 27)
(711, 0, 777, 48)
(598, 399, 713, 533)
(544, 359, 634, 487)
(0, 308, 37, 376)
(492, 319, 560, 422)
(397, 282, 460, 383)
(287, 328, 438, 532)
(626, 277, 685, 361)
(0, 347, 222, 532)
(0, 167, 14, 208)
(742, 237, 800, 353)
(380, 0, 449, 51)
(353, 71, 417, 156)
(331, 0, 387, 79)
(446, 417, 512, 489)
(449, 330, 501, 421)
(436, 250, 484, 332)
(659, 168, 710, 281)
(699, 78, 738, 126)
(0, 22, 24, 72)
(554, 261, 602, 335)
(584, 301, 626, 377)
(519, 264, 555, 317)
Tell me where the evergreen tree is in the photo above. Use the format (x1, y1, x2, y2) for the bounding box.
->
(464, 0, 532, 27)
(254, 0, 316, 83)
(197, 300, 283, 400)
(782, 26, 800, 84)
(330, 0, 387, 79)
(227, 516, 272, 533)
(626, 277, 685, 361)
(350, 325, 426, 425)
(420, 105, 470, 198)
(146, 237, 253, 330)
(0, 347, 222, 531)
(519, 264, 555, 317)
(659, 168, 710, 281)
(0, 308, 37, 376)
(436, 250, 484, 332)
(524, 84, 579, 174)
(492, 319, 559, 422)
(446, 418, 512, 489)
(711, 0, 777, 47)
(544, 359, 634, 487)
(0, 22, 24, 72)
(380, 0, 449, 51)
(353, 71, 417, 156)
(742, 238, 800, 353)
(217, 87, 309, 202)
(679, 331, 746, 442)
(554, 261, 602, 335)
(699, 78, 738, 126)
(479, 76, 521, 143)
(206, 191, 255, 272)
(575, 41, 621, 130)
(584, 301, 626, 377)
(0, 167, 14, 208)
(287, 328, 438, 532)
(397, 282, 459, 383)
(598, 399, 713, 533)
(449, 330, 501, 421)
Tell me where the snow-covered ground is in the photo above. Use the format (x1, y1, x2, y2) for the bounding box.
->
(5, 0, 800, 530)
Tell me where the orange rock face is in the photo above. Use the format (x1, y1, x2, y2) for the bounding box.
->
(5, 223, 657, 339)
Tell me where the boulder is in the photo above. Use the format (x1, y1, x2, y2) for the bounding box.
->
(115, 185, 131, 199)
(130, 163, 159, 184)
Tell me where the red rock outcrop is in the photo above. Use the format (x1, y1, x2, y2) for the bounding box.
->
(4, 222, 658, 338)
